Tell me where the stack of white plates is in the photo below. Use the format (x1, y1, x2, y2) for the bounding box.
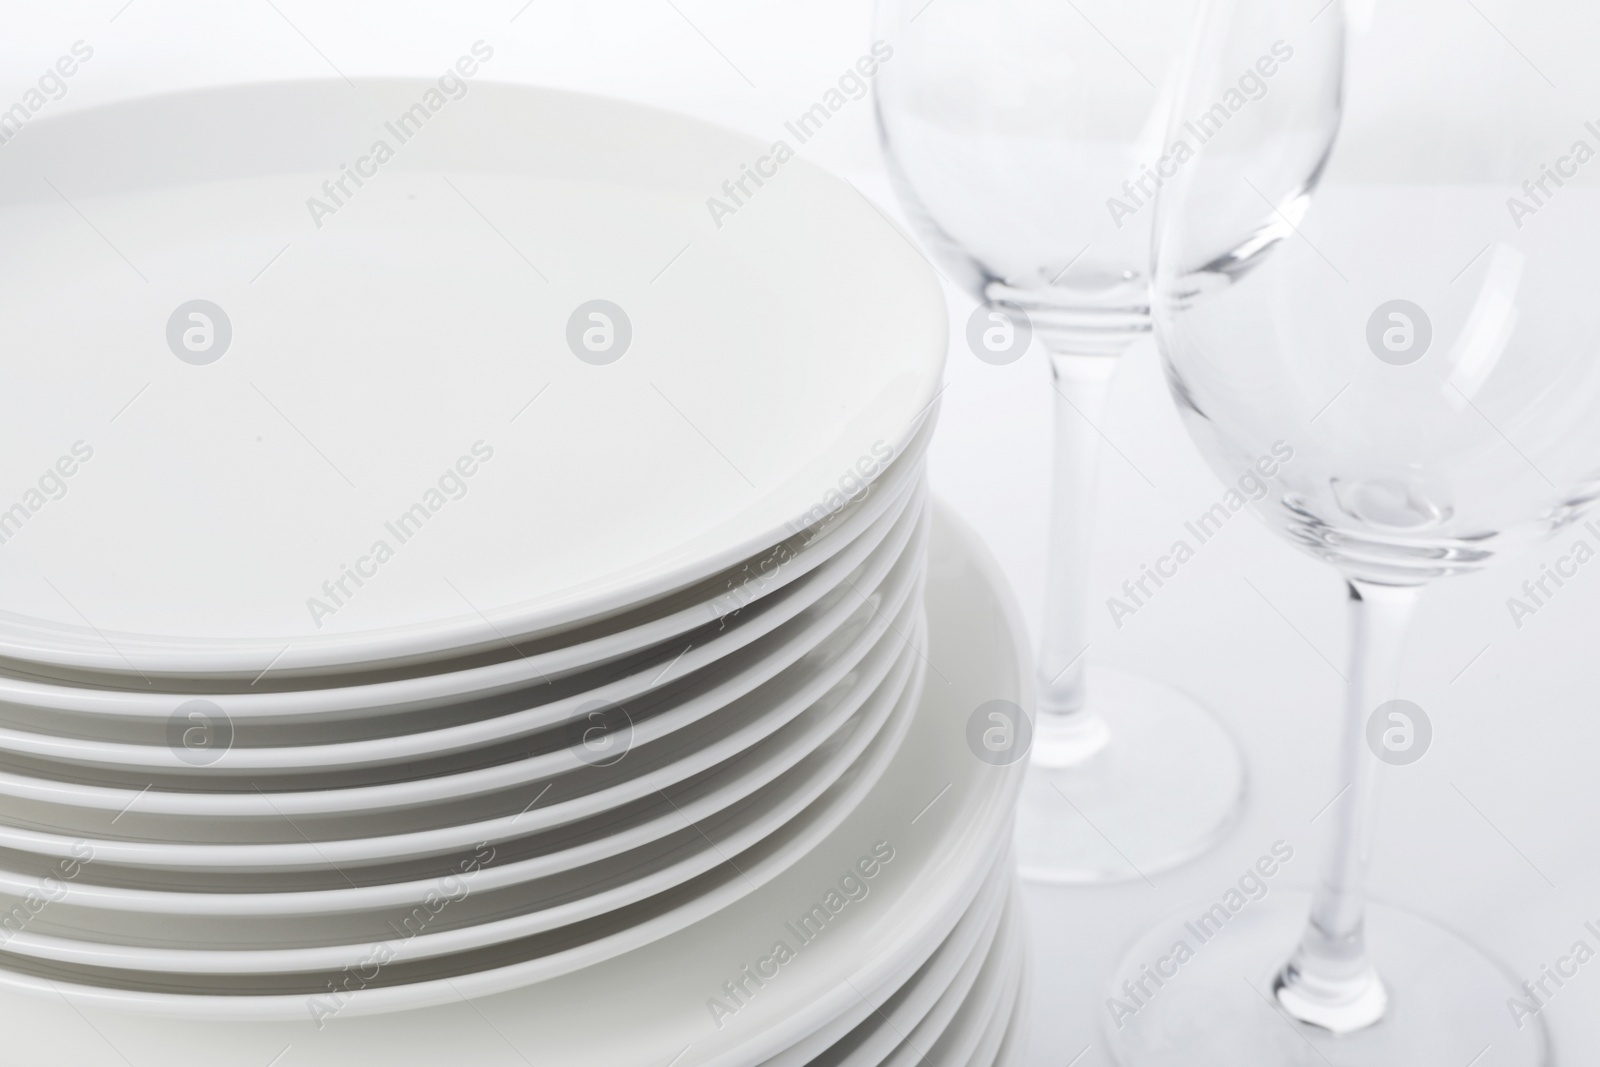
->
(0, 79, 1030, 1066)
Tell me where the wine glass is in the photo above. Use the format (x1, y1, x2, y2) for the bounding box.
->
(1110, 0, 1600, 1061)
(874, 0, 1246, 882)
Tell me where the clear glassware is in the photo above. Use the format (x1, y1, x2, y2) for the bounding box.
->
(874, 0, 1246, 882)
(1109, 0, 1600, 1061)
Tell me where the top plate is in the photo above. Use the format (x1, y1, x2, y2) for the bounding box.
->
(0, 78, 945, 679)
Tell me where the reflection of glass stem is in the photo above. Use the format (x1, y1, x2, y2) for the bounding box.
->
(1031, 350, 1119, 768)
(1274, 579, 1418, 1032)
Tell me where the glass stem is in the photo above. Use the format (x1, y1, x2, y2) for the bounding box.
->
(1273, 578, 1419, 1032)
(1031, 350, 1119, 768)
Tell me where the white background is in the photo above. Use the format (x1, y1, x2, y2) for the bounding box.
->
(4, 2, 1599, 1063)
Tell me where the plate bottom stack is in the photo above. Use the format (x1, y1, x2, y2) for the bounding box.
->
(769, 855, 1030, 1067)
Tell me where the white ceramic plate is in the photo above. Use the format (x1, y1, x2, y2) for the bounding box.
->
(781, 861, 1012, 1067)
(0, 602, 925, 997)
(0, 79, 945, 680)
(988, 965, 1031, 1067)
(881, 895, 1022, 1067)
(0, 629, 920, 918)
(0, 623, 921, 972)
(0, 565, 920, 865)
(0, 500, 1028, 1043)
(0, 522, 925, 879)
(970, 934, 1029, 1067)
(0, 490, 926, 842)
(0, 483, 926, 780)
(0, 421, 932, 729)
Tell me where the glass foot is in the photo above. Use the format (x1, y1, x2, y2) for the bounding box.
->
(1104, 891, 1549, 1066)
(1014, 663, 1245, 884)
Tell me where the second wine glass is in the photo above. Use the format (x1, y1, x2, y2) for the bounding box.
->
(1110, 0, 1600, 1060)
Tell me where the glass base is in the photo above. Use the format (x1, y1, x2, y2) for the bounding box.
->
(1104, 891, 1549, 1066)
(1014, 664, 1245, 884)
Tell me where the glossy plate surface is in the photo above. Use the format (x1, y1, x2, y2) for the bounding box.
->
(0, 79, 945, 678)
